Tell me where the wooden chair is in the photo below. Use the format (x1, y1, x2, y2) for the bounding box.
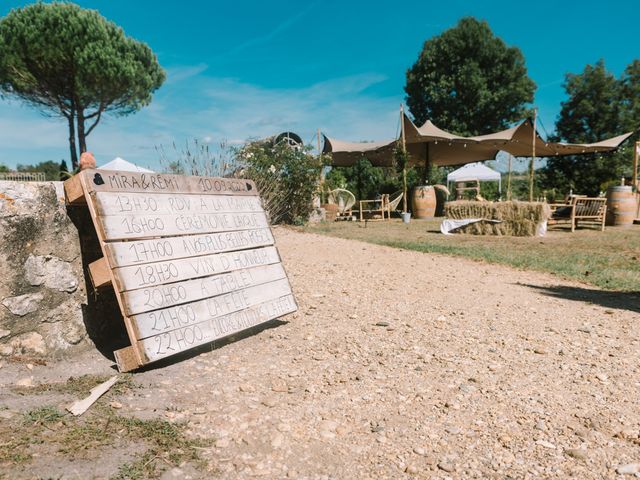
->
(548, 196, 607, 232)
(359, 194, 389, 222)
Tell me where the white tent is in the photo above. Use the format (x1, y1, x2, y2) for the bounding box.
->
(447, 162, 501, 192)
(98, 157, 155, 173)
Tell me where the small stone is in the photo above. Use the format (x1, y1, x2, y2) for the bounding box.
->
(110, 401, 123, 409)
(0, 329, 9, 339)
(595, 373, 608, 382)
(565, 448, 588, 461)
(271, 380, 288, 392)
(215, 438, 230, 448)
(577, 326, 591, 333)
(319, 420, 338, 432)
(413, 446, 426, 456)
(437, 462, 455, 473)
(459, 384, 476, 393)
(16, 377, 33, 387)
(533, 347, 547, 355)
(238, 384, 255, 393)
(271, 433, 284, 448)
(445, 426, 461, 435)
(0, 410, 15, 420)
(375, 321, 390, 327)
(2, 292, 44, 316)
(320, 430, 336, 440)
(616, 463, 640, 475)
(535, 420, 546, 431)
(261, 398, 278, 408)
(535, 440, 556, 449)
(405, 464, 418, 474)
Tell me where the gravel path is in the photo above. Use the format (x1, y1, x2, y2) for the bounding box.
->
(3, 227, 640, 479)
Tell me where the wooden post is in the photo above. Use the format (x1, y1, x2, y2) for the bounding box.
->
(634, 141, 640, 219)
(528, 108, 537, 202)
(400, 105, 408, 213)
(317, 129, 325, 204)
(507, 154, 513, 201)
(633, 140, 639, 191)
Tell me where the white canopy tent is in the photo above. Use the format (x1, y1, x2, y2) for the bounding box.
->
(447, 162, 501, 193)
(98, 157, 155, 173)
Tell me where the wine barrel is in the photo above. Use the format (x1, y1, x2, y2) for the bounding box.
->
(412, 186, 436, 219)
(606, 186, 635, 226)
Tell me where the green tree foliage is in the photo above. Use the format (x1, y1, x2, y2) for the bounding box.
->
(238, 141, 324, 225)
(16, 160, 60, 180)
(0, 2, 165, 169)
(405, 17, 535, 135)
(0, 164, 9, 173)
(541, 60, 639, 196)
(59, 159, 69, 180)
(326, 159, 385, 201)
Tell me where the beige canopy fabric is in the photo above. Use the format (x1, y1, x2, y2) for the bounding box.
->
(322, 114, 634, 168)
(322, 136, 397, 167)
(470, 119, 635, 157)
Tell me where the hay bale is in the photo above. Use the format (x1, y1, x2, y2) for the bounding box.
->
(443, 201, 551, 236)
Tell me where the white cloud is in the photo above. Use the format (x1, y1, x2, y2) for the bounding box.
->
(0, 67, 402, 169)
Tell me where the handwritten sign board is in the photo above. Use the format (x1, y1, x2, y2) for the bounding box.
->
(64, 169, 297, 371)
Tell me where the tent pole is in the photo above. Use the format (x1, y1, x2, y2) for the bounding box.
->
(507, 154, 513, 201)
(529, 108, 537, 202)
(400, 104, 408, 213)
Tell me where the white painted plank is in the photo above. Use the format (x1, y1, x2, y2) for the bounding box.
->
(122, 263, 287, 315)
(94, 191, 263, 216)
(113, 246, 280, 292)
(83, 169, 258, 196)
(66, 376, 119, 416)
(106, 228, 274, 267)
(99, 211, 269, 240)
(132, 277, 292, 339)
(139, 294, 297, 361)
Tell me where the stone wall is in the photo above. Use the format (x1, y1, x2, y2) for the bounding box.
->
(0, 181, 127, 359)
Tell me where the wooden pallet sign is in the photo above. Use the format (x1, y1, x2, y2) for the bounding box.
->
(64, 169, 297, 372)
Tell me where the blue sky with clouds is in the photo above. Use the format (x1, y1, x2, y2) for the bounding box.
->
(0, 0, 637, 170)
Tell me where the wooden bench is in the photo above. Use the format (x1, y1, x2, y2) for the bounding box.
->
(548, 196, 607, 232)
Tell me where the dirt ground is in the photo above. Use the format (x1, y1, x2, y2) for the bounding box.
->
(1, 227, 639, 479)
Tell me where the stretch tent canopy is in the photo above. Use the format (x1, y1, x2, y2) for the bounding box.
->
(322, 136, 396, 167)
(447, 162, 501, 192)
(323, 114, 634, 168)
(98, 157, 155, 173)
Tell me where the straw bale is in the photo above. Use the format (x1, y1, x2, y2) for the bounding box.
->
(444, 201, 551, 236)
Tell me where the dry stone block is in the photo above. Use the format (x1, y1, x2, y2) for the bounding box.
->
(0, 180, 94, 358)
(24, 254, 78, 293)
(2, 292, 44, 316)
(11, 332, 46, 355)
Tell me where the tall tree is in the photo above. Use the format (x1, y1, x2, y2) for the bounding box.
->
(0, 2, 165, 169)
(620, 60, 640, 131)
(405, 17, 535, 136)
(541, 60, 637, 196)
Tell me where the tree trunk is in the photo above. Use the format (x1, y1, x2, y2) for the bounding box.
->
(77, 109, 87, 155)
(66, 111, 78, 170)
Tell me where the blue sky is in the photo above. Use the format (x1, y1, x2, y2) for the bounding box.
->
(0, 0, 637, 170)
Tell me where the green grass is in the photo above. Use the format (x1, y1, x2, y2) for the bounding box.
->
(2, 397, 212, 478)
(13, 374, 137, 397)
(303, 219, 640, 291)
